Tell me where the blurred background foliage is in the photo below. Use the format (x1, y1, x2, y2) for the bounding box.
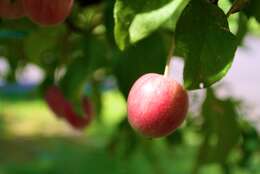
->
(0, 0, 260, 173)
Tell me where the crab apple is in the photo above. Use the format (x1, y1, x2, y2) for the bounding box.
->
(127, 73, 188, 138)
(0, 0, 25, 19)
(44, 86, 69, 118)
(64, 96, 94, 130)
(22, 0, 74, 26)
(44, 85, 94, 130)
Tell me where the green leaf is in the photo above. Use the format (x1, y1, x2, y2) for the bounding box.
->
(60, 35, 108, 100)
(24, 27, 66, 64)
(129, 0, 190, 44)
(114, 0, 141, 50)
(244, 0, 260, 22)
(114, 0, 185, 50)
(58, 35, 108, 116)
(236, 13, 248, 45)
(175, 0, 238, 90)
(114, 33, 167, 98)
(193, 89, 241, 173)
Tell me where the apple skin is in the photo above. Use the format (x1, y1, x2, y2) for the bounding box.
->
(44, 86, 69, 118)
(44, 86, 94, 130)
(22, 0, 74, 26)
(64, 96, 94, 130)
(127, 73, 188, 138)
(0, 0, 25, 19)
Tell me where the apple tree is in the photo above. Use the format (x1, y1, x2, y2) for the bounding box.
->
(0, 0, 259, 173)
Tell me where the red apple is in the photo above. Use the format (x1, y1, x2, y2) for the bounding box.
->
(44, 85, 94, 130)
(44, 85, 69, 118)
(22, 0, 74, 26)
(0, 0, 25, 19)
(127, 73, 188, 138)
(64, 97, 93, 130)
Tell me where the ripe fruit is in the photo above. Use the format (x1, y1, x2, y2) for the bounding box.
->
(44, 86, 69, 118)
(127, 73, 188, 138)
(44, 86, 94, 130)
(23, 0, 74, 26)
(64, 96, 94, 130)
(0, 0, 25, 19)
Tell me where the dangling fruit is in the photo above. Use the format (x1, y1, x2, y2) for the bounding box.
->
(44, 85, 94, 130)
(127, 73, 188, 138)
(64, 97, 94, 130)
(23, 0, 74, 26)
(0, 0, 25, 19)
(44, 85, 69, 118)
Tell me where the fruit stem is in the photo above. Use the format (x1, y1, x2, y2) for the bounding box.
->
(164, 38, 175, 77)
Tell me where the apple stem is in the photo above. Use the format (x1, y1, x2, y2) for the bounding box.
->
(164, 38, 175, 77)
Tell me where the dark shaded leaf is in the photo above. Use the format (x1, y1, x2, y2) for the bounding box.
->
(114, 33, 167, 98)
(244, 0, 260, 22)
(193, 89, 241, 173)
(175, 0, 238, 90)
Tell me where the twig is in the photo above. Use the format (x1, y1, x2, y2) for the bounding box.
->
(164, 38, 175, 77)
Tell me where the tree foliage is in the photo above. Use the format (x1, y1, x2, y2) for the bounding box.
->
(0, 0, 259, 173)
